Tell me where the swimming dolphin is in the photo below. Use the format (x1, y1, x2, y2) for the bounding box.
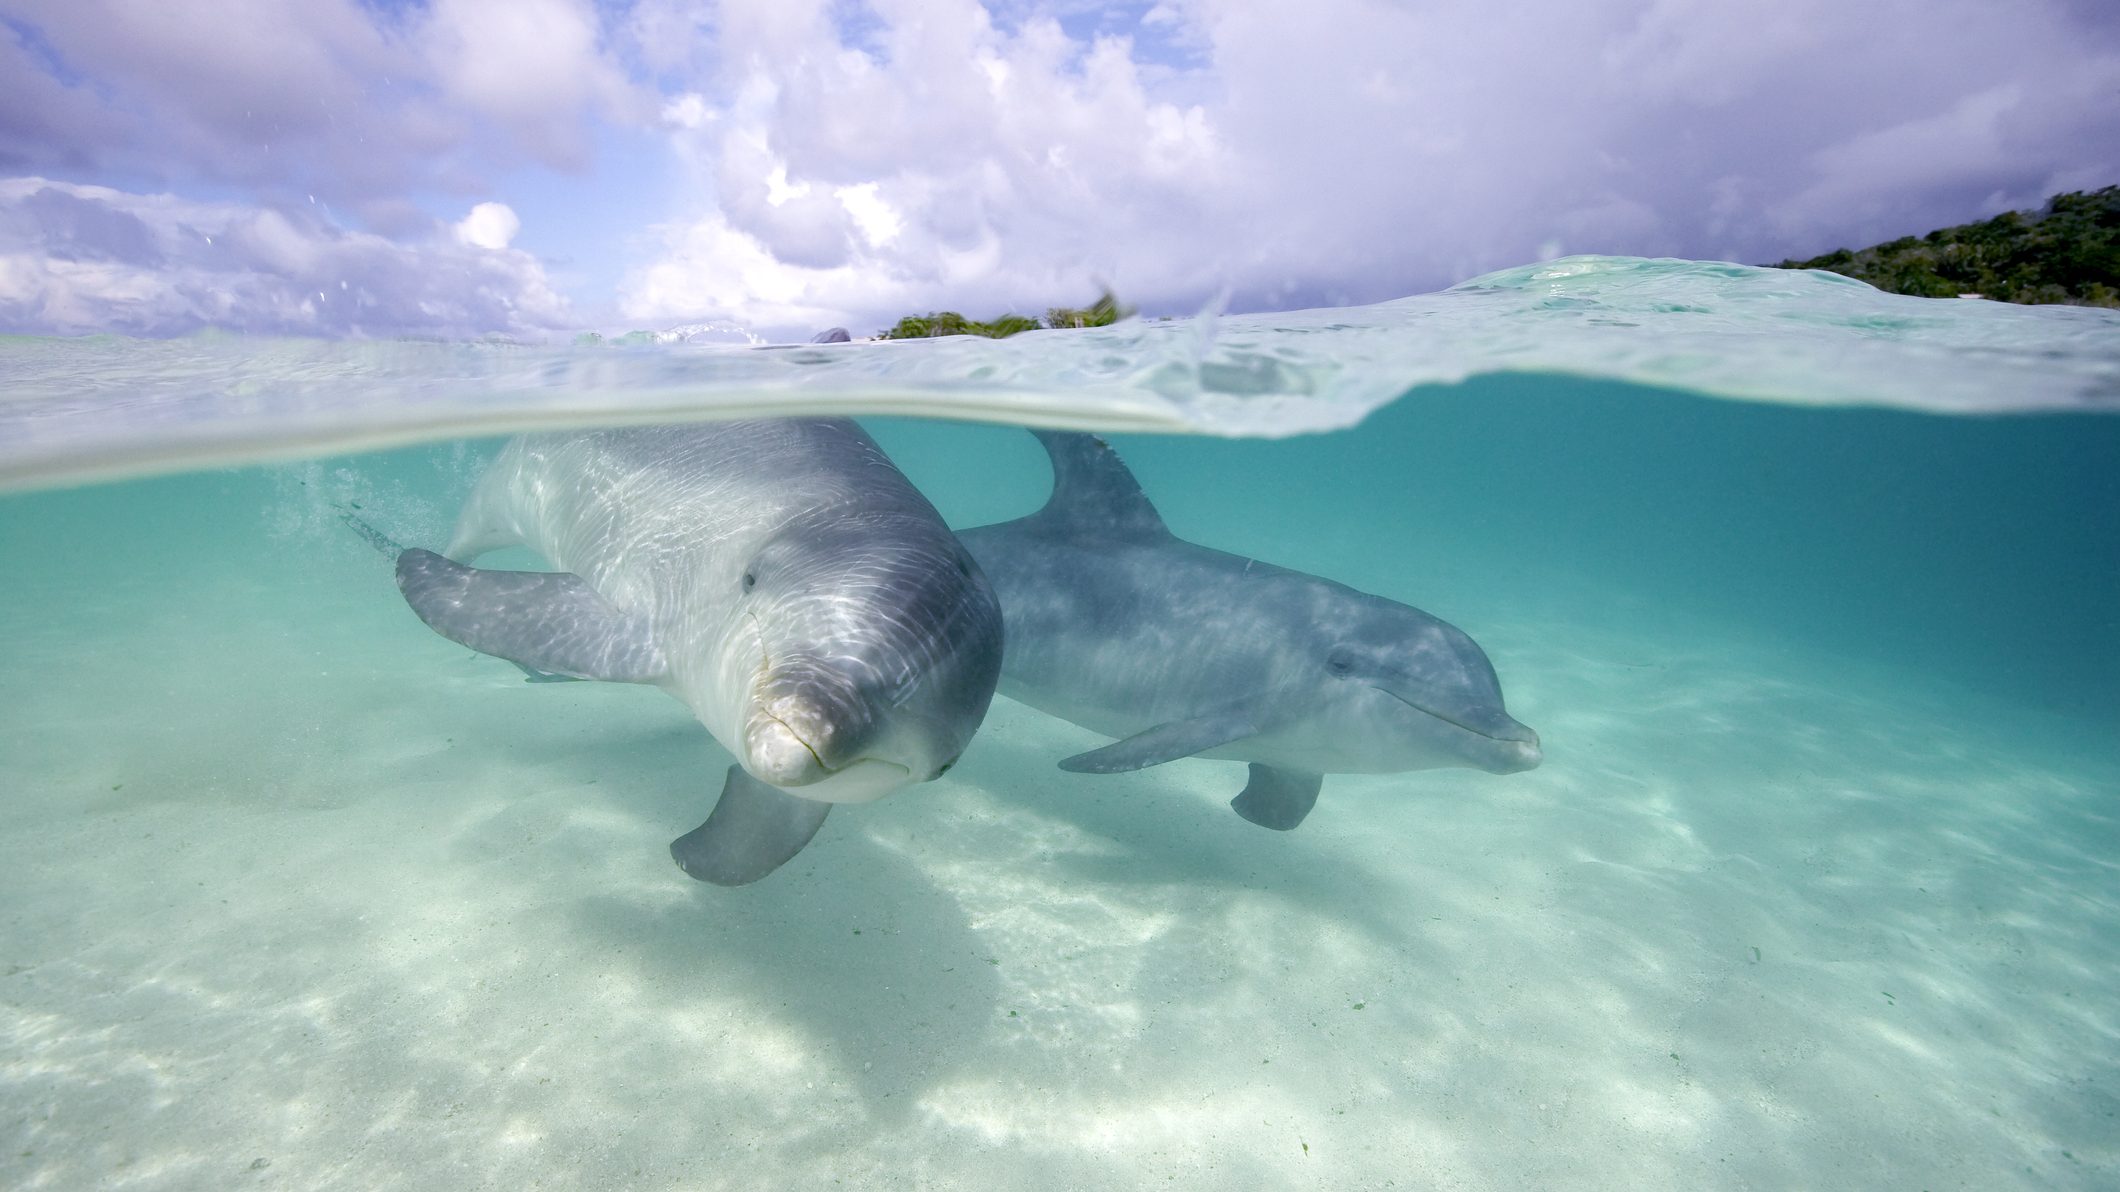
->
(387, 420, 1004, 885)
(956, 432, 1539, 831)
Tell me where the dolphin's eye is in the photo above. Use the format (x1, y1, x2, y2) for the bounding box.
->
(1326, 649, 1356, 676)
(742, 571, 757, 592)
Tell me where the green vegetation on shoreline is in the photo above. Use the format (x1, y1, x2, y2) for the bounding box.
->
(878, 290, 1134, 339)
(1775, 186, 2119, 307)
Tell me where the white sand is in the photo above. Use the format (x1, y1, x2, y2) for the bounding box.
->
(2, 478, 2115, 1191)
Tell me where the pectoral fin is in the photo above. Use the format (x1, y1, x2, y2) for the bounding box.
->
(1058, 709, 1261, 773)
(1229, 764, 1323, 831)
(395, 548, 667, 683)
(670, 766, 833, 886)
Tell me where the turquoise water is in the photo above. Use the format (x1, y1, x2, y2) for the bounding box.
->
(2, 263, 2117, 1189)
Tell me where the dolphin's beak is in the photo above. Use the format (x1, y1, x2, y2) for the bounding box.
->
(1370, 680, 1543, 772)
(1485, 724, 1543, 773)
(745, 714, 830, 786)
(742, 704, 914, 801)
(746, 657, 878, 784)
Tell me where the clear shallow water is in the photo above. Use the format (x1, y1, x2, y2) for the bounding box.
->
(1, 269, 2117, 1190)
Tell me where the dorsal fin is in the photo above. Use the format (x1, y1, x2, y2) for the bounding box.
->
(1025, 430, 1171, 540)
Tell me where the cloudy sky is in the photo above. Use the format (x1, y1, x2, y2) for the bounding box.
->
(2, 0, 2116, 340)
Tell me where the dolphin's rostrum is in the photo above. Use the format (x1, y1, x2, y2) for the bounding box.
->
(384, 420, 1004, 885)
(958, 431, 1539, 830)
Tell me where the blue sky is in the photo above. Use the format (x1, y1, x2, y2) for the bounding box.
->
(2, 0, 2116, 340)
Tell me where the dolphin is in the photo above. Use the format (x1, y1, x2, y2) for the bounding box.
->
(385, 420, 1004, 885)
(956, 431, 1539, 831)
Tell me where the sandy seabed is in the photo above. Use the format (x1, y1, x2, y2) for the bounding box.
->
(1, 477, 2115, 1192)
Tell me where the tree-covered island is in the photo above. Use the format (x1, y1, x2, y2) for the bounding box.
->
(878, 290, 1133, 339)
(1776, 185, 2119, 307)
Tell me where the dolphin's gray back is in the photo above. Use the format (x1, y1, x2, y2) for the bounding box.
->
(958, 431, 1356, 736)
(962, 517, 1352, 735)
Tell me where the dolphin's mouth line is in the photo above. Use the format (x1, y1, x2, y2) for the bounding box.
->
(760, 711, 833, 773)
(753, 711, 912, 782)
(746, 610, 847, 778)
(1368, 685, 1525, 744)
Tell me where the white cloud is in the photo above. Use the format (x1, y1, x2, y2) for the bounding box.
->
(0, 178, 569, 337)
(455, 201, 523, 250)
(419, 0, 638, 169)
(625, 0, 1232, 337)
(623, 212, 873, 332)
(621, 0, 2120, 336)
(3, 0, 2115, 339)
(1, 0, 640, 198)
(626, 0, 719, 76)
(836, 183, 902, 248)
(1774, 56, 2120, 247)
(661, 92, 713, 131)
